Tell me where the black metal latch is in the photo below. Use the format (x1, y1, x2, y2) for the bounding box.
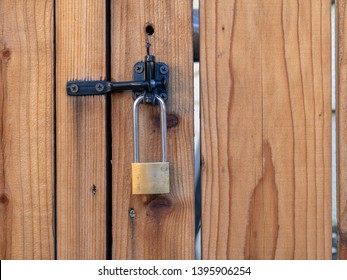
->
(66, 40, 169, 104)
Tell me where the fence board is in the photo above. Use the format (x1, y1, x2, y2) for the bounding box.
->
(338, 0, 347, 260)
(0, 0, 54, 259)
(56, 0, 107, 259)
(201, 0, 331, 259)
(111, 0, 195, 259)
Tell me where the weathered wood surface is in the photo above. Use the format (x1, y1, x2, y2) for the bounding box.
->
(0, 0, 54, 259)
(338, 0, 347, 260)
(201, 0, 331, 259)
(111, 0, 195, 259)
(56, 0, 107, 259)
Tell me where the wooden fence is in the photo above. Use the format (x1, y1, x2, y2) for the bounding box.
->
(0, 0, 343, 260)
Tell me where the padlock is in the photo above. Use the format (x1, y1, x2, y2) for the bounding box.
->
(132, 95, 170, 194)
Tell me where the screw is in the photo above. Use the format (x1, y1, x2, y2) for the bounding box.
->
(95, 83, 104, 92)
(160, 92, 168, 101)
(134, 64, 144, 74)
(129, 208, 135, 219)
(91, 185, 97, 196)
(70, 84, 79, 93)
(160, 65, 168, 74)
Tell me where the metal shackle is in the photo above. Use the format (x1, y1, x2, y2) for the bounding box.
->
(133, 95, 167, 163)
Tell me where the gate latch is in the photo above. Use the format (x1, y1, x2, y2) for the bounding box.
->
(66, 40, 169, 104)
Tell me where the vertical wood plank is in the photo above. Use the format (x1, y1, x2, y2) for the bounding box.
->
(338, 0, 347, 260)
(201, 0, 331, 259)
(111, 0, 194, 259)
(56, 0, 107, 259)
(0, 0, 54, 259)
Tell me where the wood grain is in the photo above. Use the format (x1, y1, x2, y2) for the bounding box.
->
(0, 0, 54, 259)
(56, 0, 107, 259)
(201, 0, 331, 259)
(111, 0, 195, 259)
(338, 0, 347, 260)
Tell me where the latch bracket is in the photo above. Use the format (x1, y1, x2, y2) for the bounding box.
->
(66, 41, 169, 105)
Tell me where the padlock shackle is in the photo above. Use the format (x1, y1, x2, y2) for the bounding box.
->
(133, 95, 143, 163)
(157, 96, 168, 162)
(133, 95, 167, 163)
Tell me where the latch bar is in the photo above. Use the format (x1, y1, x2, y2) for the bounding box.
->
(66, 79, 165, 96)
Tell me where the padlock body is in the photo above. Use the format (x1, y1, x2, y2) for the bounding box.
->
(132, 162, 170, 194)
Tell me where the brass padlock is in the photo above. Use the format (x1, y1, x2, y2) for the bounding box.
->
(132, 95, 170, 194)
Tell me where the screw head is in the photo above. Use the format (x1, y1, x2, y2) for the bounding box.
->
(129, 208, 135, 219)
(70, 84, 79, 93)
(95, 83, 104, 92)
(160, 65, 168, 74)
(160, 92, 168, 101)
(134, 63, 144, 74)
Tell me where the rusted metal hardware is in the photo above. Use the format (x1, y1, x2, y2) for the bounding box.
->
(66, 40, 169, 105)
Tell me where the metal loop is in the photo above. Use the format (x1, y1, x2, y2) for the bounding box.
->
(133, 95, 167, 163)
